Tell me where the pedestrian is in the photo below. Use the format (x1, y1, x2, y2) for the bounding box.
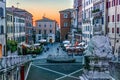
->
(57, 47, 59, 53)
(47, 47, 49, 51)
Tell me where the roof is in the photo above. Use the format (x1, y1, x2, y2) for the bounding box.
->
(36, 17, 55, 22)
(6, 7, 33, 17)
(59, 8, 74, 13)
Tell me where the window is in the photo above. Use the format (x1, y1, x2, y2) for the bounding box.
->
(0, 25, 4, 34)
(107, 2, 111, 8)
(112, 15, 114, 22)
(112, 0, 115, 6)
(38, 36, 41, 40)
(44, 30, 46, 34)
(116, 0, 118, 5)
(108, 16, 110, 22)
(0, 7, 4, 17)
(44, 24, 46, 27)
(117, 28, 119, 33)
(102, 17, 104, 24)
(64, 13, 68, 18)
(92, 19, 94, 25)
(64, 22, 68, 27)
(96, 19, 99, 23)
(112, 28, 114, 33)
(10, 16, 12, 22)
(107, 28, 109, 33)
(117, 14, 119, 22)
(50, 24, 52, 28)
(39, 24, 41, 27)
(106, 2, 108, 8)
(39, 30, 41, 34)
(109, 2, 111, 8)
(50, 30, 52, 33)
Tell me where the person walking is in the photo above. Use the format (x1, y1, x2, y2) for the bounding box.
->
(57, 47, 59, 53)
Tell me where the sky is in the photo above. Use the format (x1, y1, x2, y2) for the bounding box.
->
(6, 0, 73, 25)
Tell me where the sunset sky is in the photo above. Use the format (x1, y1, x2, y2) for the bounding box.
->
(6, 0, 73, 25)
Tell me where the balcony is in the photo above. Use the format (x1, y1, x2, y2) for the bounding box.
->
(0, 55, 32, 72)
(93, 0, 103, 4)
(92, 9, 102, 18)
(83, 18, 91, 23)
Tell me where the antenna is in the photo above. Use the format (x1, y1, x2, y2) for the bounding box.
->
(17, 2, 20, 8)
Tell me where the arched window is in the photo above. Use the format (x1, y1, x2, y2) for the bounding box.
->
(0, 7, 4, 17)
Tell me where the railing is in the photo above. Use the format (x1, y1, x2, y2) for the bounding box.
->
(0, 55, 32, 71)
(92, 10, 102, 17)
(93, 0, 102, 4)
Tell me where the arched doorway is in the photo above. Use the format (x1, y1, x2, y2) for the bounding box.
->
(49, 39, 52, 43)
(65, 34, 68, 40)
(0, 44, 2, 58)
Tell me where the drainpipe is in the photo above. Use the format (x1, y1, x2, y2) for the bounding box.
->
(4, 0, 7, 57)
(105, 0, 107, 35)
(114, 0, 117, 55)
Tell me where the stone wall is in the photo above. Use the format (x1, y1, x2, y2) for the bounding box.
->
(109, 61, 120, 80)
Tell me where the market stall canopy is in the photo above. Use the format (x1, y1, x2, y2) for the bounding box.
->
(39, 39, 47, 43)
(33, 43, 40, 46)
(63, 40, 70, 44)
(78, 42, 85, 46)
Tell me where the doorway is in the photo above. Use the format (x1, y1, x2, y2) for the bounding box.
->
(49, 39, 52, 43)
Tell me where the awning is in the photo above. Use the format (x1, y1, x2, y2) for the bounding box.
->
(39, 39, 46, 42)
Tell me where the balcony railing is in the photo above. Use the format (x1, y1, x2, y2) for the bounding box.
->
(93, 0, 102, 4)
(0, 55, 32, 71)
(92, 9, 103, 17)
(83, 18, 91, 23)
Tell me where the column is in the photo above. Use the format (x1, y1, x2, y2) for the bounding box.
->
(20, 65, 24, 80)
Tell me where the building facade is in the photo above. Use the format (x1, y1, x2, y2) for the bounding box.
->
(82, 0, 93, 44)
(0, 0, 6, 57)
(106, 0, 120, 56)
(35, 17, 57, 43)
(7, 7, 33, 44)
(73, 0, 82, 43)
(6, 8, 14, 40)
(59, 9, 73, 41)
(92, 0, 105, 35)
(24, 11, 33, 44)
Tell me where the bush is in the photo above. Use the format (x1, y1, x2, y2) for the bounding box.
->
(92, 9, 100, 13)
(21, 45, 43, 55)
(7, 40, 18, 53)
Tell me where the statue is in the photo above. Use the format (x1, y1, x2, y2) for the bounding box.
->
(80, 25, 115, 80)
